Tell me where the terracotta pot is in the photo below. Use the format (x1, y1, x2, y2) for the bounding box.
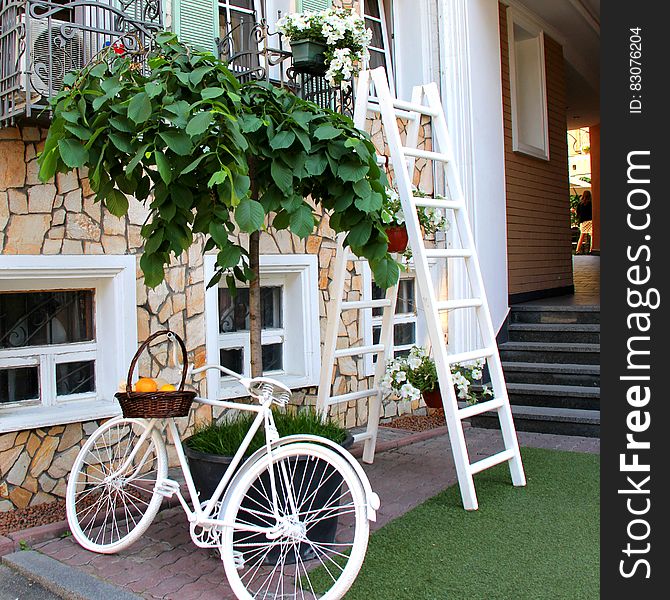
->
(422, 387, 442, 409)
(385, 225, 409, 253)
(290, 39, 327, 75)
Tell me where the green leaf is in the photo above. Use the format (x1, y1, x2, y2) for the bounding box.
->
(272, 210, 290, 230)
(128, 92, 152, 124)
(281, 194, 304, 213)
(208, 169, 228, 187)
(57, 138, 89, 168)
(108, 116, 134, 132)
(271, 161, 293, 195)
(305, 154, 328, 176)
(239, 114, 263, 133)
(38, 149, 58, 182)
(217, 245, 242, 269)
(106, 189, 129, 217)
(189, 65, 214, 85)
(202, 87, 225, 99)
(355, 190, 383, 213)
(345, 221, 372, 247)
(235, 199, 265, 233)
(127, 144, 149, 175)
(370, 256, 401, 289)
(289, 204, 315, 238)
(145, 81, 164, 98)
(353, 178, 372, 200)
(209, 222, 229, 246)
(61, 110, 80, 124)
(292, 111, 314, 129)
(108, 132, 133, 154)
(63, 123, 92, 141)
(270, 130, 296, 150)
(140, 252, 166, 288)
(186, 111, 213, 136)
(294, 129, 311, 152)
(89, 63, 107, 78)
(159, 131, 193, 156)
(181, 153, 208, 175)
(338, 161, 369, 183)
(154, 150, 172, 184)
(314, 125, 341, 140)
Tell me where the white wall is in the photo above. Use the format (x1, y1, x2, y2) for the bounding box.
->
(439, 0, 508, 350)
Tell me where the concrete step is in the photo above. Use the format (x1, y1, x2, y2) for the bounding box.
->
(499, 341, 600, 365)
(511, 305, 600, 325)
(508, 323, 600, 344)
(502, 361, 600, 387)
(505, 382, 600, 411)
(469, 405, 600, 437)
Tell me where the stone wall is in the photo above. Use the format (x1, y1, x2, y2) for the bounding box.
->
(0, 103, 434, 511)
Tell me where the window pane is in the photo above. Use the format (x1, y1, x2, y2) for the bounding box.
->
(0, 366, 39, 404)
(365, 19, 385, 50)
(372, 279, 415, 317)
(219, 287, 282, 332)
(372, 325, 381, 345)
(0, 290, 94, 349)
(364, 0, 381, 19)
(262, 343, 283, 372)
(394, 322, 416, 346)
(56, 361, 95, 396)
(220, 348, 244, 375)
(228, 0, 254, 8)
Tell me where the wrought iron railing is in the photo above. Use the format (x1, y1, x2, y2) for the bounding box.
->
(216, 17, 354, 118)
(0, 0, 162, 126)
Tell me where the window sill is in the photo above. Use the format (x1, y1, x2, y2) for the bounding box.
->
(0, 399, 121, 434)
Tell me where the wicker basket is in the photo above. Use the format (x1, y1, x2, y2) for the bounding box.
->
(115, 330, 196, 418)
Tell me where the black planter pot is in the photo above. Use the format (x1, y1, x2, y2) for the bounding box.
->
(184, 434, 354, 564)
(290, 39, 328, 75)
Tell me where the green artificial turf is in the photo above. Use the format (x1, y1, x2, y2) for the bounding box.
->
(341, 447, 599, 599)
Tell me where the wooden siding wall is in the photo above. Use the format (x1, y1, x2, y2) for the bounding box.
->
(499, 4, 573, 298)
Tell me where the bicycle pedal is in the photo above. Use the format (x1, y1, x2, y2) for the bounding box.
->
(155, 478, 181, 498)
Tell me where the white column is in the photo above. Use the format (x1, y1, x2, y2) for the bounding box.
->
(438, 0, 509, 352)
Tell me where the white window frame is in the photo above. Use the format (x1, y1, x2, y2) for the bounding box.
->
(507, 7, 550, 161)
(205, 254, 320, 399)
(0, 255, 137, 433)
(359, 0, 395, 90)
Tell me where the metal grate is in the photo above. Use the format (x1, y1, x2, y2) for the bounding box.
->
(0, 0, 163, 126)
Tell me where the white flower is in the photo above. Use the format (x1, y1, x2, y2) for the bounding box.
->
(400, 383, 420, 401)
(394, 370, 407, 383)
(407, 356, 422, 370)
(471, 368, 482, 380)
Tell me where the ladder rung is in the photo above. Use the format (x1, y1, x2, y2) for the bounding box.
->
(469, 449, 517, 475)
(353, 431, 374, 442)
(436, 299, 483, 311)
(458, 397, 505, 419)
(424, 248, 473, 259)
(392, 99, 440, 117)
(403, 147, 450, 162)
(342, 299, 391, 310)
(327, 388, 381, 406)
(334, 344, 385, 359)
(447, 347, 495, 365)
(411, 196, 463, 210)
(367, 102, 419, 121)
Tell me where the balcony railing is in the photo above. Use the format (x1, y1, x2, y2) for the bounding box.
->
(0, 0, 163, 127)
(216, 17, 354, 118)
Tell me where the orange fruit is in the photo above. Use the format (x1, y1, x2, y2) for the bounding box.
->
(159, 384, 176, 392)
(134, 377, 158, 393)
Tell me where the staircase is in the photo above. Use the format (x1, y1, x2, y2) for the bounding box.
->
(470, 304, 600, 437)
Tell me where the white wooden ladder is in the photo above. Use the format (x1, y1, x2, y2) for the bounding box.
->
(317, 68, 526, 510)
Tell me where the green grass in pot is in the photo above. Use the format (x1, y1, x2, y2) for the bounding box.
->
(185, 408, 348, 457)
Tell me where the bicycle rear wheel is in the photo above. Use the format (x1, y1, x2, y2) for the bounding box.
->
(66, 417, 167, 553)
(220, 442, 369, 600)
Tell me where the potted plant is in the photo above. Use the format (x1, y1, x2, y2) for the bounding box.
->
(183, 408, 352, 562)
(277, 7, 371, 87)
(381, 346, 493, 409)
(381, 187, 449, 254)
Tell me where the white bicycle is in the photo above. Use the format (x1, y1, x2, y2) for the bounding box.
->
(65, 360, 379, 599)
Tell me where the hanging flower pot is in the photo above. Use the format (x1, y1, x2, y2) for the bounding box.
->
(385, 225, 409, 253)
(290, 39, 327, 75)
(422, 386, 442, 409)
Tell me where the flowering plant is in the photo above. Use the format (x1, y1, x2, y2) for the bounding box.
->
(277, 8, 371, 88)
(381, 346, 494, 405)
(381, 187, 449, 235)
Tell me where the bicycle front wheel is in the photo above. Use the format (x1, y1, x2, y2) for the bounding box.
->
(66, 417, 167, 554)
(220, 442, 369, 600)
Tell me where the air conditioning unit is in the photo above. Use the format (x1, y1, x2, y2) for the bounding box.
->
(26, 17, 85, 97)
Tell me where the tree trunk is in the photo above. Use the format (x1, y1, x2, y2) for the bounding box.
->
(248, 230, 263, 377)
(248, 157, 263, 378)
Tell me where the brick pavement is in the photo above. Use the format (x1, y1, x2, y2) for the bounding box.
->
(32, 425, 599, 599)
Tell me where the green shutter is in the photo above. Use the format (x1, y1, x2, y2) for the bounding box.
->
(173, 0, 218, 53)
(297, 0, 332, 12)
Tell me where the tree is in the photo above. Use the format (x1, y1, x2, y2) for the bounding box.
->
(38, 32, 399, 377)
